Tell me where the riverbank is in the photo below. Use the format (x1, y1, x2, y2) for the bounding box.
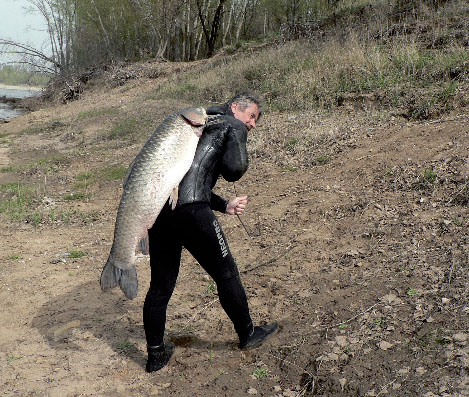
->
(0, 84, 43, 121)
(0, 83, 43, 91)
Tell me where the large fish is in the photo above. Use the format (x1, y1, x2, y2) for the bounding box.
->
(100, 107, 208, 299)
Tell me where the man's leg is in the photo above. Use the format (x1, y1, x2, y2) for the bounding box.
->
(176, 204, 277, 347)
(143, 204, 181, 371)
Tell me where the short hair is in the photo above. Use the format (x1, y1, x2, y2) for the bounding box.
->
(226, 92, 262, 120)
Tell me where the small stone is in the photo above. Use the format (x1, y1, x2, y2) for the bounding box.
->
(378, 341, 393, 351)
(339, 378, 346, 390)
(453, 333, 468, 343)
(150, 387, 161, 396)
(336, 335, 348, 347)
(416, 366, 427, 375)
(273, 385, 282, 392)
(398, 367, 410, 375)
(381, 293, 397, 304)
(442, 297, 451, 304)
(283, 390, 296, 397)
(392, 382, 401, 390)
(247, 387, 257, 395)
(328, 352, 339, 361)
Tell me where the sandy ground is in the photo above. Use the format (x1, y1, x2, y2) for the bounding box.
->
(0, 75, 468, 396)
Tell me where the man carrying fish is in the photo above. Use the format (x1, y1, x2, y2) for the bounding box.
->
(101, 93, 278, 373)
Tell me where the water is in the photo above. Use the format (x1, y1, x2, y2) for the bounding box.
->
(0, 86, 41, 120)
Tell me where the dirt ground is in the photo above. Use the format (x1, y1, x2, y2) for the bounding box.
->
(0, 75, 468, 396)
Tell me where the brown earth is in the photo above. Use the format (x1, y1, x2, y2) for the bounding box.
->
(0, 73, 468, 397)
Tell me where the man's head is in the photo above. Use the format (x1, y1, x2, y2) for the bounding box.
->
(227, 92, 261, 131)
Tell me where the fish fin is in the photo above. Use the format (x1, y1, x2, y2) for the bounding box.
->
(139, 232, 150, 255)
(118, 267, 138, 300)
(100, 259, 120, 291)
(100, 259, 138, 299)
(169, 187, 178, 210)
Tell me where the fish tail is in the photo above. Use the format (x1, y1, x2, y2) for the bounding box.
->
(118, 267, 138, 300)
(100, 258, 120, 291)
(100, 258, 138, 300)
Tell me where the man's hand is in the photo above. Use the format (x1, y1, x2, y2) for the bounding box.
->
(226, 195, 248, 215)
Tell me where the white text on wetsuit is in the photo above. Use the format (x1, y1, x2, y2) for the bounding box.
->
(213, 220, 228, 258)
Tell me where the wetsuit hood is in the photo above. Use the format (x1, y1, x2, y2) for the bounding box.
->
(206, 104, 234, 117)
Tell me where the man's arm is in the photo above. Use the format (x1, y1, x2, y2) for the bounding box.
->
(221, 118, 249, 182)
(210, 192, 228, 213)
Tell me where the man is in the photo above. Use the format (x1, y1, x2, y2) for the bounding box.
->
(143, 93, 278, 373)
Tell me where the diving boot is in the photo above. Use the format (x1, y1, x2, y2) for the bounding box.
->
(145, 341, 175, 373)
(239, 322, 279, 350)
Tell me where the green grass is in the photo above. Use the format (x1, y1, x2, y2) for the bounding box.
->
(116, 340, 135, 353)
(102, 165, 127, 180)
(64, 192, 89, 201)
(6, 354, 22, 365)
(74, 171, 95, 189)
(68, 250, 86, 258)
(109, 116, 152, 139)
(252, 367, 269, 379)
(205, 282, 216, 295)
(0, 183, 35, 220)
(316, 155, 330, 165)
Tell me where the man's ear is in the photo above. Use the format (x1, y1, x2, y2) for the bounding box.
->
(231, 102, 238, 113)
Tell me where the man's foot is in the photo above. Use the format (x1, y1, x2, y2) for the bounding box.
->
(145, 341, 175, 373)
(239, 322, 279, 350)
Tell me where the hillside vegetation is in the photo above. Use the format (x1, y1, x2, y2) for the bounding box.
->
(36, 0, 468, 122)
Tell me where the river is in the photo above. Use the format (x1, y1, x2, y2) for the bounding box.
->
(0, 86, 41, 120)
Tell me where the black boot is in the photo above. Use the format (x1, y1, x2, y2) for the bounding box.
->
(145, 341, 175, 373)
(239, 322, 279, 350)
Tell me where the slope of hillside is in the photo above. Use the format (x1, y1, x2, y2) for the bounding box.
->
(0, 63, 468, 396)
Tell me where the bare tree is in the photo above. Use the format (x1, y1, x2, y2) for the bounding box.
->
(197, 0, 227, 57)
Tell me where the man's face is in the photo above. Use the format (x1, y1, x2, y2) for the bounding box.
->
(231, 102, 260, 131)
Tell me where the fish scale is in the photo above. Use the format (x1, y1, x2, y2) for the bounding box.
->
(100, 107, 207, 299)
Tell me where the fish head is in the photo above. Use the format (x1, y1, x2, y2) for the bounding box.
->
(180, 107, 208, 137)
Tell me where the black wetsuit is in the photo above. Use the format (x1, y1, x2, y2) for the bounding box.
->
(143, 104, 254, 347)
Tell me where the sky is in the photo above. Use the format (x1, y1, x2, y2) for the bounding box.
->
(0, 0, 51, 63)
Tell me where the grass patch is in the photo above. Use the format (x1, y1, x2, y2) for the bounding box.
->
(0, 183, 35, 220)
(18, 120, 66, 136)
(74, 171, 95, 189)
(64, 192, 88, 201)
(315, 155, 330, 165)
(6, 354, 22, 365)
(68, 250, 86, 258)
(109, 116, 152, 139)
(116, 340, 135, 353)
(252, 367, 269, 379)
(102, 165, 127, 181)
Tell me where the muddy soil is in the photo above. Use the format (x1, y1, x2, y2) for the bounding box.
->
(0, 75, 468, 396)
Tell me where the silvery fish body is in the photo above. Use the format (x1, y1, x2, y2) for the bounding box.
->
(100, 107, 207, 299)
